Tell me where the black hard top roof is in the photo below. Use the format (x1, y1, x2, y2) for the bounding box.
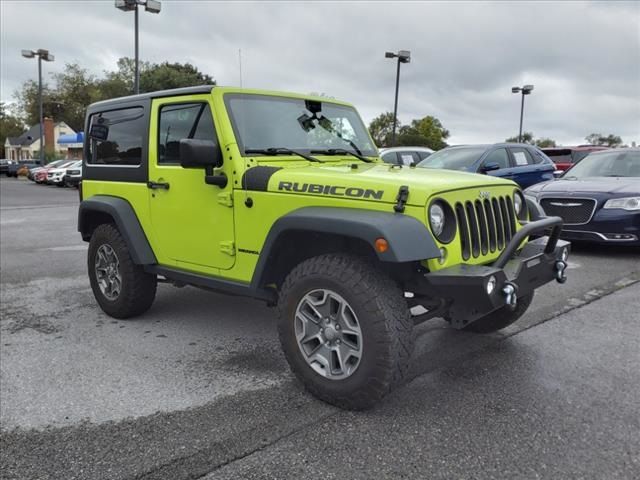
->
(88, 85, 215, 109)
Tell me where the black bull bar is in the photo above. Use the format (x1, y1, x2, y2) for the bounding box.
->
(414, 216, 570, 329)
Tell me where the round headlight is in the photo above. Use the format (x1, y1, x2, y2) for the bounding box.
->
(429, 203, 445, 237)
(514, 192, 523, 215)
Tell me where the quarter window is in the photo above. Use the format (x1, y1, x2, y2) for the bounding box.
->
(87, 107, 145, 166)
(511, 148, 535, 166)
(158, 103, 217, 164)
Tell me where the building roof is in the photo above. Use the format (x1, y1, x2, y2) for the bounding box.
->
(5, 122, 75, 147)
(6, 124, 41, 147)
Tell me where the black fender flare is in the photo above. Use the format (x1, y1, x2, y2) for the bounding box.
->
(78, 195, 157, 265)
(251, 206, 440, 288)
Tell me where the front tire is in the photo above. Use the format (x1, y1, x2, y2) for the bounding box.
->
(88, 224, 157, 319)
(463, 292, 534, 333)
(278, 254, 414, 410)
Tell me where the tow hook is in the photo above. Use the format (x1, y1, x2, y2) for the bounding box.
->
(502, 283, 518, 310)
(555, 260, 568, 284)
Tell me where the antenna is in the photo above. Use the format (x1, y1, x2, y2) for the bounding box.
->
(238, 48, 243, 88)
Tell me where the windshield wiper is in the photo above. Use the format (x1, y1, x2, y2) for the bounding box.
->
(310, 148, 373, 163)
(244, 147, 322, 163)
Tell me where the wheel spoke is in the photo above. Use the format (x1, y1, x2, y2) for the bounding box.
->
(94, 244, 121, 301)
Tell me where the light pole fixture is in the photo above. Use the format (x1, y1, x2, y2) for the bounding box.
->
(511, 84, 534, 143)
(385, 50, 411, 147)
(21, 49, 54, 165)
(115, 0, 161, 95)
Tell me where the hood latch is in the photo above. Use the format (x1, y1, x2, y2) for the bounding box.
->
(394, 185, 409, 213)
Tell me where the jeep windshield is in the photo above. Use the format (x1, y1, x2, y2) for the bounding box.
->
(225, 94, 377, 158)
(417, 146, 486, 171)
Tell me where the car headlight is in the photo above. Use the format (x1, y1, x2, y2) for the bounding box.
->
(603, 197, 640, 211)
(428, 200, 456, 243)
(513, 190, 527, 220)
(429, 203, 445, 237)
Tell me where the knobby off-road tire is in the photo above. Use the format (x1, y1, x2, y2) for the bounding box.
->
(278, 253, 414, 410)
(88, 224, 157, 319)
(463, 292, 534, 333)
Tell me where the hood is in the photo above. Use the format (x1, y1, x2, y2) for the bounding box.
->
(259, 162, 517, 206)
(527, 177, 640, 196)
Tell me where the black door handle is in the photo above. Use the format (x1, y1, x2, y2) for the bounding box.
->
(147, 181, 170, 190)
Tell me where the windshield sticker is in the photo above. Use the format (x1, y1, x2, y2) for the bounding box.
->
(278, 181, 383, 200)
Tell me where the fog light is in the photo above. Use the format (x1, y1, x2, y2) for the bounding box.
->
(486, 275, 496, 295)
(438, 247, 447, 265)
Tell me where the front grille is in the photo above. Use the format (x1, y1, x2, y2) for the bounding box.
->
(455, 196, 517, 260)
(67, 170, 80, 175)
(539, 197, 596, 225)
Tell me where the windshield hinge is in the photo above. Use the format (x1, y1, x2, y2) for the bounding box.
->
(217, 191, 233, 207)
(220, 241, 235, 256)
(394, 185, 409, 213)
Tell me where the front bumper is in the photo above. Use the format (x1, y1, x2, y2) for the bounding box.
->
(414, 216, 570, 329)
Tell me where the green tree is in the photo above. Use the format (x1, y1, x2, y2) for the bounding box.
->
(535, 137, 556, 148)
(0, 103, 25, 157)
(368, 112, 398, 147)
(400, 116, 450, 150)
(585, 133, 623, 147)
(13, 57, 215, 133)
(505, 132, 534, 144)
(140, 61, 215, 93)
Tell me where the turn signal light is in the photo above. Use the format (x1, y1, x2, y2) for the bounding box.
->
(375, 238, 389, 253)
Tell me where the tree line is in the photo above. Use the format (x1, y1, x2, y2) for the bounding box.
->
(504, 132, 626, 148)
(7, 57, 214, 133)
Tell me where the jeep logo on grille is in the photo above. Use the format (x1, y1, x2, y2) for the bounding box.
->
(478, 191, 491, 199)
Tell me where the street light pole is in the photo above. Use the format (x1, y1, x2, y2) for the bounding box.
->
(134, 3, 139, 94)
(115, 0, 162, 95)
(22, 49, 54, 165)
(512, 84, 534, 143)
(385, 50, 411, 147)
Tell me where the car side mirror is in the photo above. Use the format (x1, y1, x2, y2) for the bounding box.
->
(179, 139, 223, 169)
(553, 170, 564, 178)
(481, 162, 500, 173)
(179, 139, 227, 188)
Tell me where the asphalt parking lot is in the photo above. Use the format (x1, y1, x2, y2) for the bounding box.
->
(1, 176, 639, 479)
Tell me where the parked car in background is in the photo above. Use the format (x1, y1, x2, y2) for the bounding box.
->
(542, 145, 609, 171)
(63, 160, 82, 187)
(7, 160, 40, 177)
(34, 160, 73, 183)
(417, 143, 555, 189)
(47, 160, 77, 186)
(525, 149, 640, 246)
(379, 146, 434, 166)
(0, 159, 9, 175)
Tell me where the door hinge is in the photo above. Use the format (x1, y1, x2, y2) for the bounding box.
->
(217, 192, 233, 207)
(220, 241, 236, 256)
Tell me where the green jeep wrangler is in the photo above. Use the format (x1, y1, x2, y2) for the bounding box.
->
(78, 85, 569, 409)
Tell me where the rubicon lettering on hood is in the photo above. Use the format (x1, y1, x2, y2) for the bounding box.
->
(278, 181, 384, 200)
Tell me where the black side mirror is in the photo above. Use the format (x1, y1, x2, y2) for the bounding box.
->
(481, 162, 500, 173)
(179, 139, 223, 169)
(180, 139, 227, 187)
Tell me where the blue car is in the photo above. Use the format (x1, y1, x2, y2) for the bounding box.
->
(525, 148, 640, 246)
(417, 143, 556, 189)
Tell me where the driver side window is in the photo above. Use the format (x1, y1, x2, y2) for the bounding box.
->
(483, 148, 510, 169)
(158, 103, 216, 164)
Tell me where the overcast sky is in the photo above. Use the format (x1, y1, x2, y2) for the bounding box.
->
(1, 0, 639, 145)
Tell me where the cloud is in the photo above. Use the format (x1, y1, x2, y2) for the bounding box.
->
(1, 0, 638, 145)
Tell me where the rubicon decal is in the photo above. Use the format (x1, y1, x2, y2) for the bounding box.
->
(278, 182, 384, 200)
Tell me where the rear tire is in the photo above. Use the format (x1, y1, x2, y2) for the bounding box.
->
(88, 224, 157, 319)
(278, 253, 414, 410)
(463, 292, 534, 333)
